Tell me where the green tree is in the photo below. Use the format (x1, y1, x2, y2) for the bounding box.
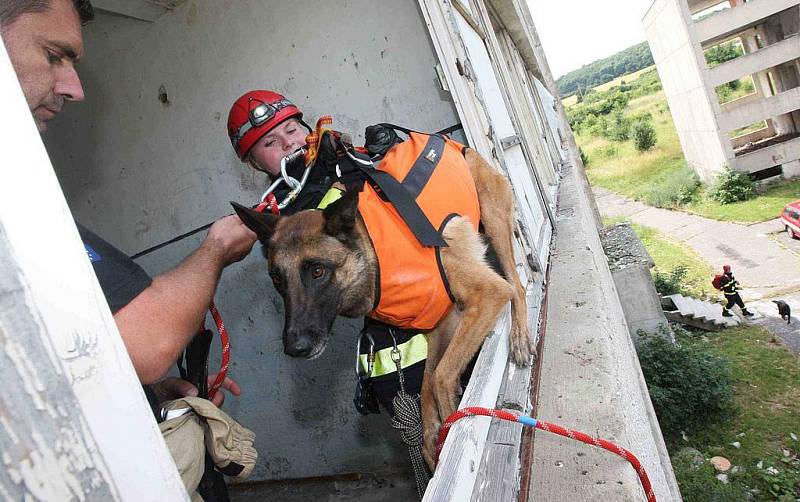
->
(632, 120, 657, 151)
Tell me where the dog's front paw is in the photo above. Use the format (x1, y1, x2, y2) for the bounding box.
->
(509, 324, 535, 367)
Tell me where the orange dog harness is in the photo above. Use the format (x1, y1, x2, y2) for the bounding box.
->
(357, 132, 480, 331)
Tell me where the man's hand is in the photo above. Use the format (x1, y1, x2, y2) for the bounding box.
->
(152, 374, 242, 408)
(206, 214, 258, 266)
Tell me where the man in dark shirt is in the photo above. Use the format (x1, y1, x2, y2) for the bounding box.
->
(1, 0, 257, 399)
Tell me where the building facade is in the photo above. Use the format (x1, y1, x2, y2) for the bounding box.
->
(644, 0, 800, 182)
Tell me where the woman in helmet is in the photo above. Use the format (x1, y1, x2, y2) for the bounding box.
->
(227, 90, 335, 214)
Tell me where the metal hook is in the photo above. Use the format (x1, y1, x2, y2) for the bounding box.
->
(260, 147, 311, 209)
(356, 330, 376, 378)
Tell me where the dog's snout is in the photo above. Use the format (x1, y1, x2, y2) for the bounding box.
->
(284, 331, 313, 357)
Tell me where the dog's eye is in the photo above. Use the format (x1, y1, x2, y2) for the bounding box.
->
(311, 266, 325, 279)
(270, 272, 282, 286)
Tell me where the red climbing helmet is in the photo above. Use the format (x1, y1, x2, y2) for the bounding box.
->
(723, 264, 731, 272)
(227, 90, 303, 160)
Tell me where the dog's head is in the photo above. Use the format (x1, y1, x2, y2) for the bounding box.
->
(232, 189, 375, 359)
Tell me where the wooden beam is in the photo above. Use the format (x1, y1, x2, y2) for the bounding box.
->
(0, 40, 187, 501)
(470, 283, 543, 501)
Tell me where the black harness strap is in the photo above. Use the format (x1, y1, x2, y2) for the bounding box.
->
(337, 146, 447, 248)
(401, 134, 445, 199)
(378, 122, 463, 137)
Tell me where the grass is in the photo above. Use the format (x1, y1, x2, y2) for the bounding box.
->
(631, 223, 714, 299)
(678, 325, 800, 500)
(626, 221, 800, 499)
(580, 91, 687, 202)
(603, 216, 713, 298)
(573, 74, 800, 223)
(686, 180, 800, 223)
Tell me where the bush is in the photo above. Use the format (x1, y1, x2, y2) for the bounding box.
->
(595, 144, 618, 159)
(637, 326, 736, 439)
(606, 110, 631, 142)
(632, 120, 657, 152)
(653, 264, 689, 296)
(644, 164, 701, 207)
(709, 167, 755, 204)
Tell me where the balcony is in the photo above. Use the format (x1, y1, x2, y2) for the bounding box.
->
(735, 134, 800, 172)
(717, 86, 800, 133)
(694, 0, 800, 45)
(707, 34, 800, 87)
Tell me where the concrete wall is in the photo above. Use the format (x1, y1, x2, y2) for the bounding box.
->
(644, 0, 730, 182)
(530, 161, 681, 501)
(613, 266, 670, 340)
(42, 0, 462, 483)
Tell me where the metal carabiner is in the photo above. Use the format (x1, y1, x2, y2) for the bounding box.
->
(259, 147, 311, 209)
(356, 330, 376, 378)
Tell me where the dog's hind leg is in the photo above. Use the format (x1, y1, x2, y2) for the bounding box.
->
(434, 216, 513, 425)
(464, 149, 534, 366)
(421, 308, 461, 469)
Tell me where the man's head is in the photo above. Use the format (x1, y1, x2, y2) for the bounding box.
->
(723, 264, 731, 273)
(1, 0, 93, 131)
(227, 90, 309, 176)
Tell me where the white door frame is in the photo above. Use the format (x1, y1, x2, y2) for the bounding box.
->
(0, 42, 187, 501)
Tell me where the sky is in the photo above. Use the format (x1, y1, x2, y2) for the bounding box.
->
(527, 0, 657, 78)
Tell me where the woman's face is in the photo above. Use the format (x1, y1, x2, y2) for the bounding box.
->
(248, 118, 307, 176)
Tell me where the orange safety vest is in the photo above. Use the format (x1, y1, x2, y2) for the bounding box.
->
(357, 132, 481, 331)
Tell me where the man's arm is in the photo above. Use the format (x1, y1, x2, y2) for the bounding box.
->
(115, 215, 257, 384)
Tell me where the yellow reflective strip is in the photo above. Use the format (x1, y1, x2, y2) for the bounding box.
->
(316, 187, 344, 210)
(358, 334, 428, 377)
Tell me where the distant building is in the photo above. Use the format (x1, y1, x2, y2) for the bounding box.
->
(644, 0, 800, 182)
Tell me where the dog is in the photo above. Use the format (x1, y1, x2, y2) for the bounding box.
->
(772, 300, 791, 324)
(233, 146, 533, 469)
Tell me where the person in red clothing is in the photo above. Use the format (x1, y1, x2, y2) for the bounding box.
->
(720, 264, 754, 317)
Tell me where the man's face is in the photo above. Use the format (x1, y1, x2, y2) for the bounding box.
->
(1, 0, 85, 132)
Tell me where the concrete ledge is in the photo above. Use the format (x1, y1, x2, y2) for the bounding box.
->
(708, 35, 800, 87)
(529, 162, 681, 501)
(717, 86, 800, 133)
(694, 0, 800, 45)
(92, 0, 185, 22)
(735, 134, 800, 172)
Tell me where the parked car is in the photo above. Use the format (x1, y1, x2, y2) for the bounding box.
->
(781, 201, 800, 239)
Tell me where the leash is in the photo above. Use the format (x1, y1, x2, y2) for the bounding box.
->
(206, 193, 278, 400)
(436, 407, 656, 502)
(207, 117, 330, 399)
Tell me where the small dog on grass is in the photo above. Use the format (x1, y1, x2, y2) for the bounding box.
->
(772, 300, 791, 324)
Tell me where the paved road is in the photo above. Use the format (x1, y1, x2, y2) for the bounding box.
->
(592, 186, 800, 301)
(749, 291, 800, 355)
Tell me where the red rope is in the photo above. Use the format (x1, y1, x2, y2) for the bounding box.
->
(436, 406, 656, 502)
(207, 193, 279, 400)
(207, 302, 229, 400)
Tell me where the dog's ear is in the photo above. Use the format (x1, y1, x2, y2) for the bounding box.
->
(323, 188, 359, 241)
(231, 201, 279, 241)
